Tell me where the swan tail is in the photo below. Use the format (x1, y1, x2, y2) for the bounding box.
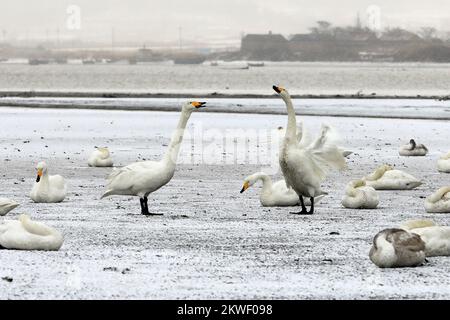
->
(341, 150, 353, 157)
(400, 219, 437, 231)
(101, 190, 115, 199)
(308, 124, 347, 172)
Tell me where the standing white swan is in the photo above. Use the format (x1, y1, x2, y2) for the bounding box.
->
(88, 147, 113, 167)
(362, 164, 422, 190)
(424, 186, 450, 213)
(437, 151, 450, 173)
(341, 179, 379, 209)
(369, 228, 426, 268)
(0, 214, 63, 250)
(399, 139, 428, 156)
(0, 198, 19, 216)
(400, 220, 450, 257)
(101, 101, 206, 215)
(30, 161, 67, 203)
(273, 85, 346, 214)
(240, 172, 323, 207)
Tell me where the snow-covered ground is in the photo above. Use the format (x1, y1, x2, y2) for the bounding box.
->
(0, 106, 449, 299)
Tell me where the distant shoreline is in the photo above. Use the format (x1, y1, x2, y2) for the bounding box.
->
(0, 90, 449, 100)
(1, 92, 449, 120)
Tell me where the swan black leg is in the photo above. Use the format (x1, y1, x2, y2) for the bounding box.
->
(308, 197, 314, 214)
(140, 198, 147, 215)
(291, 196, 310, 215)
(141, 196, 163, 216)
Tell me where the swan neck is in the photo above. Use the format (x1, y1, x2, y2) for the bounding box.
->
(428, 187, 450, 203)
(256, 173, 273, 192)
(163, 109, 191, 165)
(366, 167, 388, 181)
(282, 95, 297, 142)
(39, 172, 50, 186)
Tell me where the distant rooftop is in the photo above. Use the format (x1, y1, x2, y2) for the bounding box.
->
(242, 32, 287, 42)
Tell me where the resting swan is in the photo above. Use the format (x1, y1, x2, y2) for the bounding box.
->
(341, 179, 379, 209)
(424, 186, 450, 213)
(88, 147, 113, 167)
(369, 228, 426, 268)
(399, 139, 428, 156)
(101, 101, 206, 215)
(240, 172, 323, 207)
(400, 220, 450, 257)
(274, 85, 346, 214)
(0, 198, 19, 216)
(437, 151, 450, 173)
(363, 164, 422, 190)
(30, 161, 67, 203)
(0, 214, 63, 250)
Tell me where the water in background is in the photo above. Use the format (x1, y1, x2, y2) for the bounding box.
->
(0, 62, 450, 96)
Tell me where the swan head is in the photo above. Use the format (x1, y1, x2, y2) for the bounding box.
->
(95, 146, 110, 156)
(240, 173, 263, 193)
(183, 101, 207, 112)
(272, 85, 290, 98)
(351, 179, 366, 188)
(380, 164, 393, 171)
(408, 139, 416, 149)
(35, 161, 48, 182)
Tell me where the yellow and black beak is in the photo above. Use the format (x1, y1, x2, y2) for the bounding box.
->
(240, 181, 249, 193)
(36, 169, 43, 183)
(272, 85, 284, 94)
(191, 101, 207, 108)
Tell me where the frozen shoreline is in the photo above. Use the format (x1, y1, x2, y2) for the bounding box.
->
(1, 89, 449, 100)
(1, 96, 450, 120)
(0, 108, 449, 299)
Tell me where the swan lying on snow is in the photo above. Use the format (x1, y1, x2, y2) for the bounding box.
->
(341, 179, 378, 209)
(240, 172, 323, 207)
(0, 214, 63, 250)
(88, 147, 113, 167)
(424, 186, 450, 213)
(437, 152, 450, 173)
(369, 228, 426, 268)
(101, 101, 207, 215)
(30, 161, 67, 203)
(0, 198, 19, 216)
(401, 220, 450, 257)
(274, 85, 346, 215)
(399, 139, 428, 156)
(363, 164, 422, 190)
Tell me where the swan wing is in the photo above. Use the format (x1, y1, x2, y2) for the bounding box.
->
(306, 124, 347, 171)
(388, 230, 425, 252)
(271, 180, 300, 204)
(296, 122, 313, 148)
(104, 161, 167, 196)
(49, 175, 67, 190)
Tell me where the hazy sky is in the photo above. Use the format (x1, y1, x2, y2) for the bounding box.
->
(1, 0, 449, 45)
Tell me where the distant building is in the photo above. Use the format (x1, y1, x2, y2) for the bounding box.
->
(289, 28, 377, 61)
(235, 24, 449, 62)
(240, 31, 290, 60)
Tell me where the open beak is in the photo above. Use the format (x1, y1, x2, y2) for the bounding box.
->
(36, 169, 42, 183)
(240, 181, 249, 193)
(192, 101, 207, 108)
